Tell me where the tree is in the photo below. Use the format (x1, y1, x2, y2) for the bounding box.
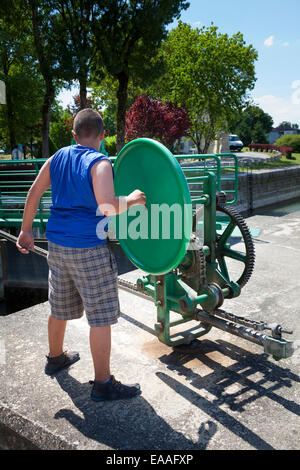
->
(49, 101, 73, 152)
(54, 0, 95, 109)
(275, 134, 300, 153)
(230, 105, 273, 146)
(91, 73, 153, 137)
(277, 121, 299, 130)
(90, 0, 190, 152)
(67, 94, 96, 115)
(64, 94, 102, 136)
(0, 10, 44, 151)
(149, 22, 258, 153)
(26, 0, 74, 158)
(125, 94, 191, 151)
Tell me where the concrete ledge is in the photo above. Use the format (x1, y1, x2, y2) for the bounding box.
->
(0, 208, 300, 450)
(0, 405, 70, 450)
(229, 166, 300, 212)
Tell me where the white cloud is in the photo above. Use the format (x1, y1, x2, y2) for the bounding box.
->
(282, 41, 289, 47)
(264, 35, 275, 47)
(254, 90, 300, 126)
(192, 21, 202, 28)
(292, 81, 300, 105)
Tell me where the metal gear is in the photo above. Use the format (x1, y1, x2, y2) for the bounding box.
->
(178, 234, 206, 294)
(215, 204, 255, 288)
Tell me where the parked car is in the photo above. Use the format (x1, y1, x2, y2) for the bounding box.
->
(0, 148, 4, 154)
(229, 134, 244, 152)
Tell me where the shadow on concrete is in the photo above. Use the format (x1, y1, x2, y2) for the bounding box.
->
(120, 311, 156, 337)
(53, 371, 217, 450)
(51, 335, 300, 450)
(157, 338, 300, 450)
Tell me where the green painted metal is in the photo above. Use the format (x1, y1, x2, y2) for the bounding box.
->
(0, 158, 49, 232)
(175, 152, 239, 206)
(112, 138, 193, 275)
(0, 144, 293, 359)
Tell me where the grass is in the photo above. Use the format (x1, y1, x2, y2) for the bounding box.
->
(241, 153, 300, 170)
(240, 146, 300, 168)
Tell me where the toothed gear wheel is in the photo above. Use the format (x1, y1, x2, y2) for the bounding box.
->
(215, 204, 255, 288)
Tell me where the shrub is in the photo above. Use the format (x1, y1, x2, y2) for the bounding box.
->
(249, 143, 293, 158)
(104, 135, 117, 156)
(125, 94, 191, 151)
(275, 134, 300, 153)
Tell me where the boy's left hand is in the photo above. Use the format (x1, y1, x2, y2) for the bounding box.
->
(16, 230, 34, 254)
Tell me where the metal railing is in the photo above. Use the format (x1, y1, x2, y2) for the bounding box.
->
(0, 152, 239, 232)
(174, 152, 239, 206)
(0, 158, 49, 232)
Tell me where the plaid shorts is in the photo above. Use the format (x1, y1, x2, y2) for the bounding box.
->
(47, 241, 120, 327)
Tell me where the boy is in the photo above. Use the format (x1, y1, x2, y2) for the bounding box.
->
(16, 108, 146, 401)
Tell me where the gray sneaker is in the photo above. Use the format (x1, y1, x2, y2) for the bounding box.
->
(90, 376, 141, 401)
(45, 350, 80, 375)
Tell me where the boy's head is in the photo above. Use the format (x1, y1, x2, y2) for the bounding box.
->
(72, 109, 104, 149)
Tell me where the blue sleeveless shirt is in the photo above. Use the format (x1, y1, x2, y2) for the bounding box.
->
(46, 145, 113, 248)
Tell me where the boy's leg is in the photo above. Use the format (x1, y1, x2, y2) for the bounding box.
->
(48, 315, 67, 357)
(45, 314, 80, 375)
(90, 325, 111, 382)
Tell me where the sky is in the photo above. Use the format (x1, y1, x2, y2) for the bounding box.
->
(58, 0, 300, 127)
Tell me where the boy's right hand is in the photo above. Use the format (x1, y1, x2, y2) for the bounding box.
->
(128, 189, 146, 207)
(16, 230, 34, 254)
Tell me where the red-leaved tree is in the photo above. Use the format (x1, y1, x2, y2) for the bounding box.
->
(125, 95, 191, 150)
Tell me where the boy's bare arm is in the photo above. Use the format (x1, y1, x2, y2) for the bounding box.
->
(16, 158, 52, 254)
(91, 159, 146, 216)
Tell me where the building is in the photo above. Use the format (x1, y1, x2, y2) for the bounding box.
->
(268, 126, 300, 144)
(178, 132, 230, 155)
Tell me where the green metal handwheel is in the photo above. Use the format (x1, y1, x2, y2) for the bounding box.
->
(112, 138, 193, 275)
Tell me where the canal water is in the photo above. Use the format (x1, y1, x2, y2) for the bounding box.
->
(247, 197, 300, 217)
(1, 197, 300, 316)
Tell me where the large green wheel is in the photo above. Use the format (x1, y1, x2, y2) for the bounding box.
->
(112, 138, 193, 275)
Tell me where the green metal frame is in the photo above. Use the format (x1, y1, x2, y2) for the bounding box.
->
(0, 152, 238, 234)
(0, 158, 50, 233)
(0, 150, 293, 360)
(174, 152, 239, 206)
(137, 170, 241, 347)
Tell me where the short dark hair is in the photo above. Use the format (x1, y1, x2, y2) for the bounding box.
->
(73, 108, 104, 139)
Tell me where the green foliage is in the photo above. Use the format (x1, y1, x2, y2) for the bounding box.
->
(90, 1, 190, 151)
(0, 14, 44, 151)
(104, 135, 117, 156)
(102, 108, 117, 136)
(0, 63, 44, 147)
(275, 134, 300, 153)
(277, 121, 299, 130)
(90, 75, 148, 137)
(230, 105, 273, 146)
(53, 0, 94, 108)
(149, 22, 258, 153)
(49, 102, 73, 152)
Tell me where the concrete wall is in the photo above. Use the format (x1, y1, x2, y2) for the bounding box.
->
(180, 162, 300, 213)
(233, 166, 300, 213)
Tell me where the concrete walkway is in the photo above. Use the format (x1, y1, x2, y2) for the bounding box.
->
(0, 207, 300, 450)
(235, 151, 279, 164)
